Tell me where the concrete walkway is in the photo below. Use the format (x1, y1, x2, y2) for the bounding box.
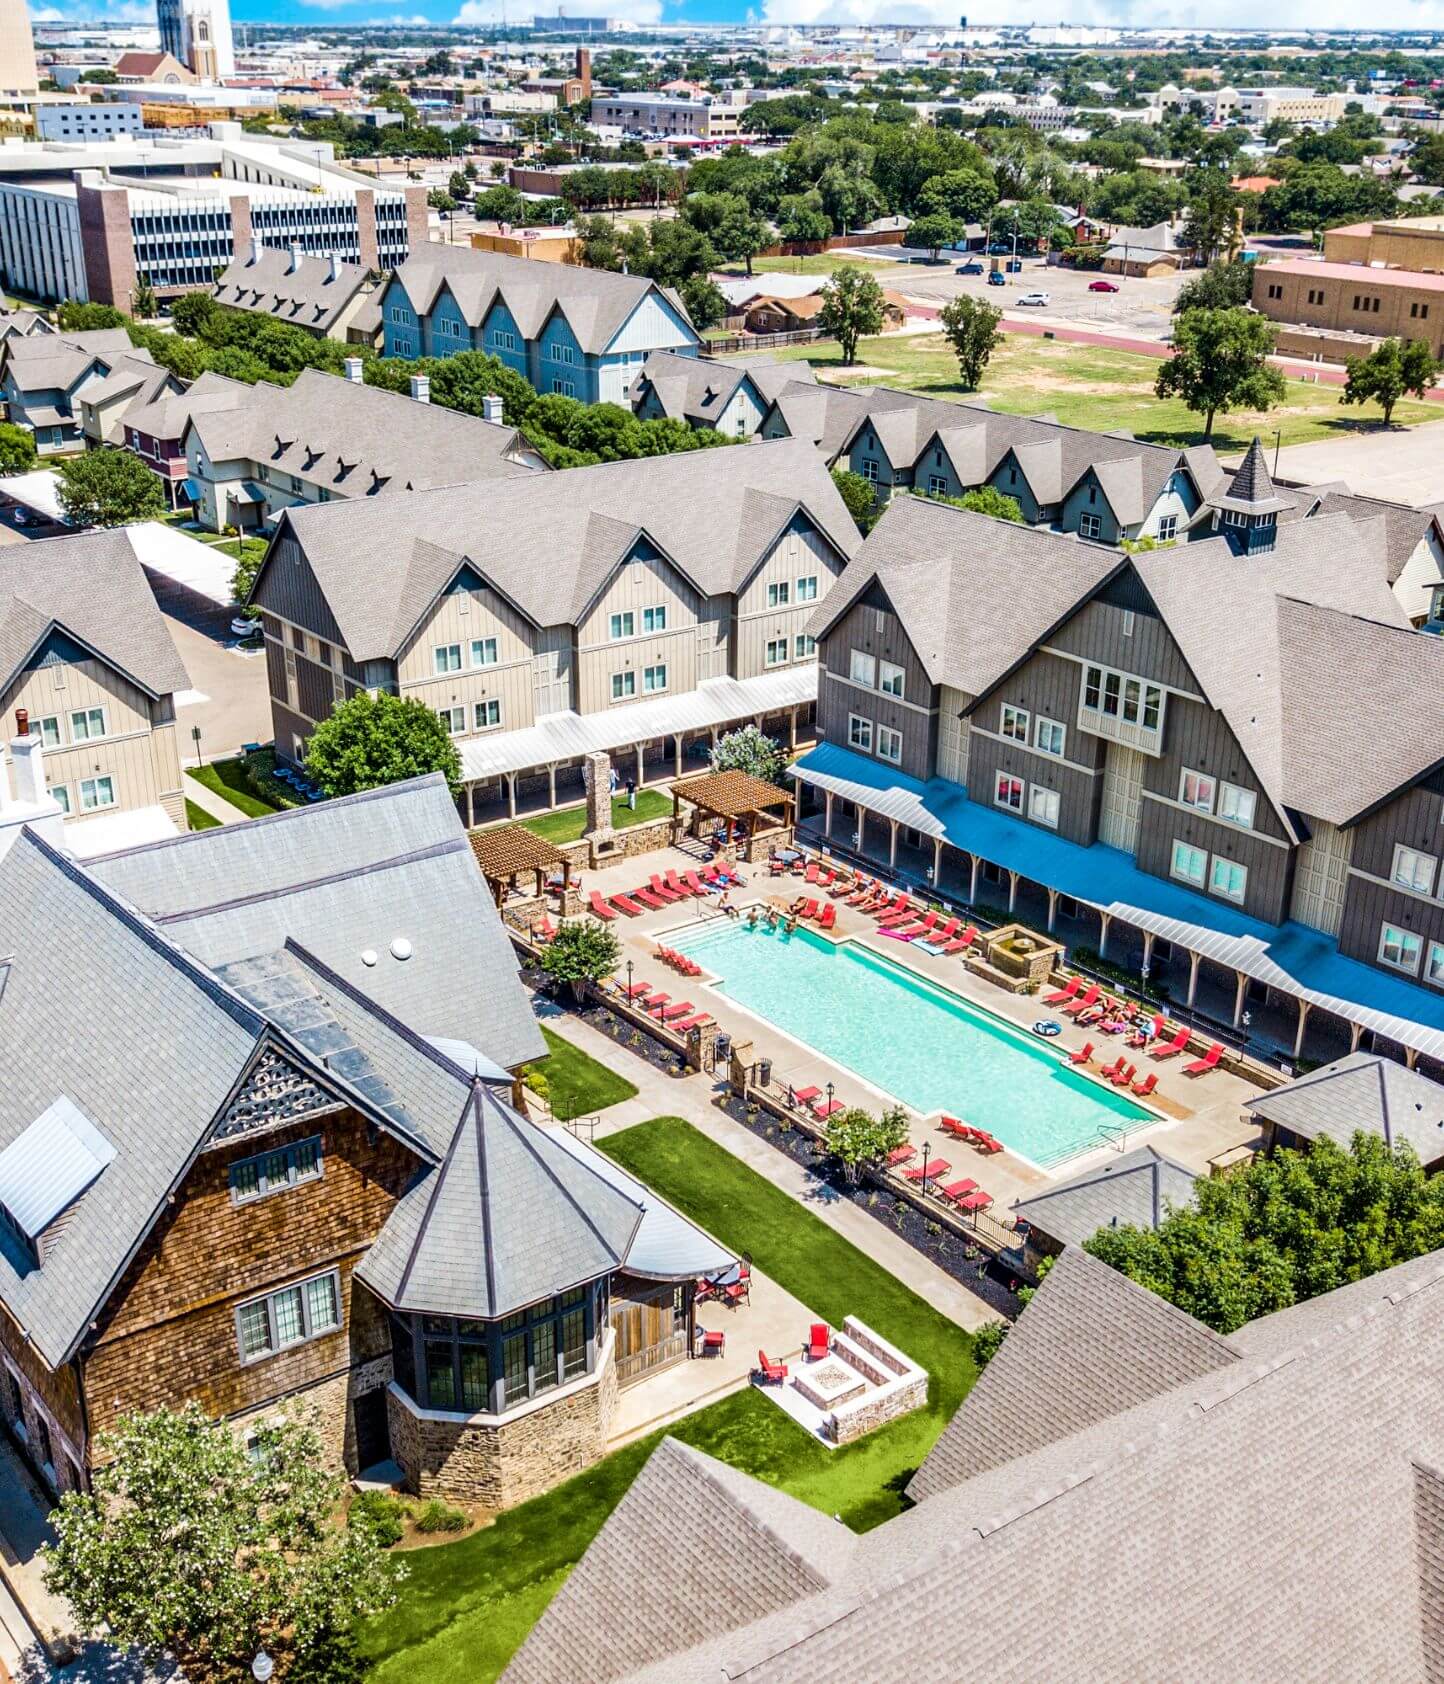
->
(181, 768, 253, 827)
(532, 999, 1001, 1332)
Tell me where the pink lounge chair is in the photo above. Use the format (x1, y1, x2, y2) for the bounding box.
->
(1064, 984, 1101, 1018)
(791, 1084, 822, 1107)
(940, 1115, 974, 1140)
(806, 1323, 829, 1361)
(1068, 1041, 1094, 1065)
(610, 893, 644, 916)
(1150, 1027, 1191, 1060)
(1109, 1062, 1137, 1088)
(1184, 1043, 1223, 1077)
(813, 1099, 845, 1120)
(589, 891, 617, 921)
(665, 868, 693, 898)
(1043, 976, 1081, 1007)
(817, 903, 837, 931)
(902, 1158, 949, 1183)
(1132, 1071, 1159, 1098)
(971, 1132, 1003, 1155)
(632, 887, 664, 909)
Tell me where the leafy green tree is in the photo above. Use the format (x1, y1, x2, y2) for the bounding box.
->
(917, 165, 997, 228)
(77, 66, 118, 82)
(683, 191, 774, 275)
(777, 191, 831, 245)
(422, 351, 535, 428)
(680, 274, 728, 332)
(1089, 168, 1188, 228)
(710, 723, 786, 785)
(1340, 336, 1441, 426)
(56, 300, 126, 332)
(1181, 169, 1239, 265)
(539, 920, 622, 1003)
(43, 1403, 400, 1683)
(303, 691, 462, 799)
(448, 169, 470, 201)
(908, 211, 962, 262)
(473, 184, 526, 223)
(971, 1319, 1009, 1368)
(939, 294, 1003, 390)
(130, 274, 157, 318)
(1173, 259, 1254, 314)
(825, 1104, 910, 1184)
(56, 448, 165, 527)
(954, 485, 1023, 522)
(1154, 307, 1286, 439)
(427, 189, 456, 213)
(832, 467, 879, 534)
(169, 290, 218, 338)
(816, 161, 885, 235)
(817, 265, 885, 367)
(1259, 161, 1397, 237)
(231, 543, 263, 616)
(1413, 132, 1444, 187)
(0, 421, 36, 475)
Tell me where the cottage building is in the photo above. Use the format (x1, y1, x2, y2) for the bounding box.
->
(1248, 1052, 1444, 1171)
(628, 351, 813, 438)
(212, 240, 381, 344)
(119, 369, 252, 510)
(0, 329, 167, 455)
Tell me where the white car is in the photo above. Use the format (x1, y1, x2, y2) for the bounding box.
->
(230, 616, 261, 639)
(1017, 290, 1051, 307)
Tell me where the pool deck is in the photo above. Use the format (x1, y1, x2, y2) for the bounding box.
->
(577, 845, 1266, 1217)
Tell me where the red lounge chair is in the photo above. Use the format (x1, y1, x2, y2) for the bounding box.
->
(798, 899, 819, 920)
(792, 1085, 822, 1107)
(1099, 1055, 1125, 1080)
(1110, 1062, 1137, 1088)
(661, 1001, 695, 1021)
(813, 1099, 845, 1120)
(939, 1115, 974, 1139)
(804, 862, 820, 885)
(817, 904, 837, 931)
(886, 1144, 917, 1166)
(682, 869, 707, 895)
(757, 1351, 788, 1385)
(701, 1329, 725, 1356)
(650, 874, 681, 902)
(830, 877, 854, 899)
(806, 1323, 829, 1361)
(1068, 1041, 1094, 1065)
(769, 858, 786, 876)
(1044, 976, 1082, 1007)
(1151, 1027, 1190, 1060)
(902, 1158, 949, 1182)
(632, 887, 664, 909)
(938, 1178, 980, 1204)
(942, 925, 979, 956)
(972, 1133, 1003, 1155)
(877, 900, 914, 925)
(672, 1012, 712, 1032)
(621, 980, 651, 1000)
(1064, 984, 1100, 1017)
(1185, 1043, 1223, 1076)
(665, 868, 693, 898)
(1132, 1071, 1159, 1098)
(927, 916, 961, 944)
(955, 1190, 994, 1214)
(1129, 1012, 1168, 1049)
(588, 891, 617, 921)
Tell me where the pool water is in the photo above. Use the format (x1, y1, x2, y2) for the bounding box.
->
(671, 919, 1151, 1167)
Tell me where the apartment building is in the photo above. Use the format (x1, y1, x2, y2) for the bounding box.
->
(246, 438, 858, 818)
(0, 0, 37, 99)
(1253, 259, 1444, 359)
(210, 240, 379, 343)
(376, 244, 700, 405)
(0, 327, 179, 454)
(590, 91, 747, 139)
(628, 350, 814, 437)
(0, 528, 189, 854)
(790, 446, 1444, 1071)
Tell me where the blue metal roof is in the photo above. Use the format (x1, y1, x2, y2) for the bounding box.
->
(793, 743, 1444, 1062)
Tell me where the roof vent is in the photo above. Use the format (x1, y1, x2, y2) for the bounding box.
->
(390, 937, 413, 961)
(361, 948, 378, 967)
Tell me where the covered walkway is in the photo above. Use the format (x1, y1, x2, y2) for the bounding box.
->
(793, 742, 1444, 1072)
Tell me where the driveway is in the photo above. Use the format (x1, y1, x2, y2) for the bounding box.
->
(1267, 425, 1444, 506)
(163, 608, 270, 767)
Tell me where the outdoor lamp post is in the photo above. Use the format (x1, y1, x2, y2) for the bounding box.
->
(920, 1139, 931, 1196)
(825, 1081, 834, 1115)
(626, 958, 634, 1001)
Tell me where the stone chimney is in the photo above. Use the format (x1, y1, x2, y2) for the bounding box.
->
(410, 374, 431, 404)
(481, 393, 504, 424)
(288, 242, 303, 274)
(343, 357, 364, 383)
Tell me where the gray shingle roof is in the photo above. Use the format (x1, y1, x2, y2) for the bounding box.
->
(213, 245, 374, 335)
(387, 245, 696, 353)
(120, 368, 251, 443)
(632, 351, 814, 426)
(1312, 488, 1442, 585)
(1010, 1144, 1198, 1249)
(1246, 1052, 1444, 1162)
(265, 436, 859, 662)
(0, 526, 190, 699)
(1212, 436, 1293, 516)
(0, 329, 135, 397)
(356, 1079, 642, 1320)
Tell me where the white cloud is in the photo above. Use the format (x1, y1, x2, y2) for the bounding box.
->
(35, 0, 159, 18)
(762, 0, 1444, 22)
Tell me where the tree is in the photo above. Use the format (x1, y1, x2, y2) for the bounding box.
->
(303, 691, 462, 799)
(1090, 168, 1188, 229)
(427, 189, 456, 213)
(448, 168, 470, 201)
(1173, 259, 1253, 314)
(1413, 132, 1444, 188)
(1154, 308, 1286, 439)
(824, 1104, 909, 1184)
(231, 542, 262, 616)
(776, 192, 831, 245)
(539, 919, 622, 1004)
(817, 265, 885, 367)
(683, 191, 774, 275)
(917, 165, 997, 228)
(710, 723, 786, 785)
(55, 448, 165, 527)
(939, 294, 1003, 390)
(170, 290, 217, 338)
(473, 184, 526, 224)
(1181, 169, 1239, 265)
(679, 274, 728, 331)
(954, 485, 1023, 522)
(1340, 336, 1441, 426)
(1086, 1134, 1444, 1334)
(130, 274, 157, 319)
(0, 421, 36, 475)
(56, 300, 126, 332)
(43, 1403, 399, 1683)
(832, 467, 879, 534)
(908, 211, 962, 262)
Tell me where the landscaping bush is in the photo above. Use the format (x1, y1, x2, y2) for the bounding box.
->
(413, 1498, 469, 1535)
(971, 1319, 1009, 1368)
(350, 1491, 407, 1548)
(522, 1069, 550, 1107)
(241, 747, 301, 809)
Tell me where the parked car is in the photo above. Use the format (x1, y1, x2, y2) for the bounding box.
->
(1018, 291, 1051, 307)
(1089, 279, 1120, 293)
(10, 508, 28, 525)
(986, 270, 1006, 287)
(956, 260, 985, 275)
(230, 615, 261, 639)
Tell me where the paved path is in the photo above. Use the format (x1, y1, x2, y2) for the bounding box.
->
(532, 1000, 1000, 1332)
(181, 768, 253, 827)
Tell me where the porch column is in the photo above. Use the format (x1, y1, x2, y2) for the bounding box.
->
(1232, 970, 1249, 1029)
(788, 707, 798, 749)
(1292, 998, 1310, 1061)
(674, 734, 684, 777)
(856, 809, 866, 854)
(932, 834, 944, 885)
(635, 743, 645, 788)
(547, 762, 557, 810)
(1046, 886, 1058, 932)
(1186, 949, 1201, 1009)
(505, 772, 517, 820)
(888, 817, 899, 871)
(1141, 930, 1156, 975)
(467, 782, 477, 826)
(1350, 1020, 1365, 1052)
(1007, 869, 1019, 914)
(824, 790, 834, 838)
(968, 853, 980, 904)
(1407, 1045, 1420, 1071)
(1098, 910, 1112, 961)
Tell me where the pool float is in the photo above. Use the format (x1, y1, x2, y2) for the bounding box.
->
(1032, 1020, 1063, 1038)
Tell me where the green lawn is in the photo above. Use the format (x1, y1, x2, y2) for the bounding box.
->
(521, 1025, 638, 1121)
(517, 788, 673, 846)
(358, 1117, 975, 1684)
(186, 758, 282, 820)
(755, 330, 1443, 453)
(184, 799, 221, 832)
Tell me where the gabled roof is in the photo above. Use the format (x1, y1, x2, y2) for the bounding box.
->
(75, 349, 175, 413)
(0, 526, 190, 700)
(1312, 488, 1442, 585)
(120, 368, 252, 443)
(630, 351, 812, 427)
(1010, 1144, 1198, 1249)
(212, 245, 374, 335)
(1247, 1052, 1444, 1160)
(262, 437, 858, 662)
(0, 329, 135, 397)
(386, 245, 697, 354)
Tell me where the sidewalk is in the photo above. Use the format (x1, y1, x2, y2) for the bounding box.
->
(181, 770, 252, 827)
(0, 1439, 74, 1669)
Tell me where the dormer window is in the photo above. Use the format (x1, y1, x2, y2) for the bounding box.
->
(0, 1096, 115, 1270)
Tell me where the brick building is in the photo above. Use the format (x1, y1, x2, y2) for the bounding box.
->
(1252, 258, 1444, 359)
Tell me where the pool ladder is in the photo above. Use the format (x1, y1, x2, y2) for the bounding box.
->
(1096, 1121, 1132, 1154)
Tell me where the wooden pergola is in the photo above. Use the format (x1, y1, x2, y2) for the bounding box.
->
(673, 769, 795, 858)
(468, 824, 571, 908)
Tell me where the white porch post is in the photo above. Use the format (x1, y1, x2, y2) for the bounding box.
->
(1098, 910, 1112, 960)
(1186, 949, 1201, 1009)
(1232, 970, 1249, 1029)
(1007, 869, 1018, 914)
(1046, 886, 1058, 932)
(466, 782, 477, 826)
(1141, 930, 1155, 973)
(788, 707, 798, 749)
(505, 771, 517, 820)
(674, 734, 684, 777)
(635, 743, 645, 787)
(824, 790, 834, 838)
(932, 834, 944, 885)
(888, 818, 899, 870)
(968, 853, 980, 904)
(1292, 998, 1310, 1061)
(547, 762, 557, 809)
(1350, 1020, 1365, 1052)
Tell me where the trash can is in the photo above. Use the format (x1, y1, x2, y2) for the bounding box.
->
(756, 1056, 772, 1089)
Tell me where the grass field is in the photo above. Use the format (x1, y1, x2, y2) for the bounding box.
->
(357, 1116, 976, 1684)
(186, 758, 282, 819)
(521, 1025, 638, 1121)
(756, 330, 1442, 453)
(518, 788, 672, 845)
(184, 799, 221, 832)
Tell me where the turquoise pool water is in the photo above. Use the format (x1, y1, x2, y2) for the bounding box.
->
(671, 920, 1151, 1167)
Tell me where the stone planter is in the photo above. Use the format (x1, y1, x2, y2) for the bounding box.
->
(981, 923, 1062, 990)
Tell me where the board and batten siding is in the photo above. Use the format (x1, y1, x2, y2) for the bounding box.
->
(816, 584, 936, 783)
(254, 534, 347, 649)
(1098, 743, 1145, 854)
(966, 725, 1099, 849)
(605, 291, 698, 357)
(935, 685, 973, 788)
(1337, 773, 1444, 977)
(1045, 575, 1205, 701)
(1290, 817, 1353, 937)
(696, 598, 731, 681)
(1133, 798, 1294, 926)
(734, 518, 842, 679)
(575, 545, 700, 715)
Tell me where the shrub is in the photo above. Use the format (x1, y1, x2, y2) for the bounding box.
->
(413, 1498, 469, 1534)
(972, 1319, 1010, 1368)
(523, 1068, 550, 1105)
(539, 920, 621, 1003)
(349, 1490, 406, 1548)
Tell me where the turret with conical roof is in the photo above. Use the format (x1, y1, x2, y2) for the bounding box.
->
(1210, 436, 1289, 555)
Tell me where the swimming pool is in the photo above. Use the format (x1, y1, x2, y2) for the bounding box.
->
(671, 920, 1152, 1167)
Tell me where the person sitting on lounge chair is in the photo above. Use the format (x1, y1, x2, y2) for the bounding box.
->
(789, 896, 809, 915)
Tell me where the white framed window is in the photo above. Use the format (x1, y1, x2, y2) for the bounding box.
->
(437, 705, 465, 735)
(609, 611, 635, 641)
(795, 633, 816, 659)
(796, 575, 818, 602)
(879, 660, 904, 698)
(1209, 856, 1248, 905)
(642, 605, 666, 633)
(433, 643, 461, 674)
(549, 341, 577, 365)
(877, 725, 902, 764)
(611, 671, 636, 701)
(36, 715, 60, 749)
(767, 581, 790, 608)
(1079, 511, 1102, 541)
(860, 459, 879, 484)
(1427, 941, 1444, 989)
(1121, 610, 1135, 637)
(79, 776, 115, 812)
(1379, 922, 1423, 975)
(471, 637, 498, 667)
(643, 663, 667, 693)
(1218, 782, 1256, 830)
(848, 714, 872, 752)
(69, 707, 105, 742)
(765, 638, 789, 666)
(995, 773, 1024, 813)
(1392, 845, 1436, 897)
(230, 1136, 322, 1204)
(236, 1270, 341, 1365)
(1157, 514, 1178, 542)
(551, 378, 576, 397)
(1170, 840, 1206, 887)
(927, 474, 947, 496)
(1179, 769, 1216, 813)
(475, 699, 501, 729)
(1029, 784, 1060, 828)
(1035, 717, 1066, 758)
(849, 649, 876, 687)
(52, 784, 70, 815)
(1001, 704, 1030, 743)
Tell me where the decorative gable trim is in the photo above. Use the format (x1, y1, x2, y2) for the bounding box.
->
(203, 1040, 346, 1150)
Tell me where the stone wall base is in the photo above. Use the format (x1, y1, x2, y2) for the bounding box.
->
(228, 1355, 393, 1475)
